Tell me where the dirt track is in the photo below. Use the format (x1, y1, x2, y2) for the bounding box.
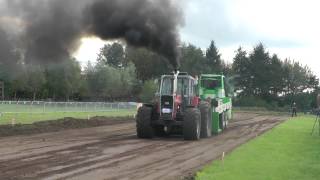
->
(0, 112, 287, 180)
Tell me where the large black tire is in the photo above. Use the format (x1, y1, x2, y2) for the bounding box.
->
(224, 111, 228, 129)
(200, 102, 212, 138)
(219, 112, 228, 131)
(183, 108, 201, 140)
(136, 106, 154, 138)
(219, 112, 225, 131)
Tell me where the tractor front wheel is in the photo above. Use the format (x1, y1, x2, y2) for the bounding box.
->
(223, 111, 228, 129)
(219, 112, 225, 131)
(219, 112, 228, 131)
(136, 106, 154, 138)
(183, 108, 201, 140)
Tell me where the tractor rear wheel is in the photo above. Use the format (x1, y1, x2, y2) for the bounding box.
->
(200, 102, 212, 138)
(183, 108, 201, 140)
(136, 106, 154, 138)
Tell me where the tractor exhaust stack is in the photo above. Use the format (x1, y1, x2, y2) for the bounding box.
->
(173, 70, 179, 96)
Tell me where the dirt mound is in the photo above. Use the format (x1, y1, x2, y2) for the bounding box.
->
(0, 116, 134, 137)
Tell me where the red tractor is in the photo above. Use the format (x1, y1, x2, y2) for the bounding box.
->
(136, 71, 211, 140)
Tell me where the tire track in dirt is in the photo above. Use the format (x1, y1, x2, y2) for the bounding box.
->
(0, 112, 287, 180)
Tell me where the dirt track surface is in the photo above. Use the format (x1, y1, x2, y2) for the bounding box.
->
(0, 112, 287, 180)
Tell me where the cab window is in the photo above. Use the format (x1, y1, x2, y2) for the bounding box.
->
(201, 79, 220, 89)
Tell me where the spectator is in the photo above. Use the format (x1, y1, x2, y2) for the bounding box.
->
(292, 102, 297, 117)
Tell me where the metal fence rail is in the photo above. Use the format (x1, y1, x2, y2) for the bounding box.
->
(0, 101, 138, 125)
(0, 101, 137, 113)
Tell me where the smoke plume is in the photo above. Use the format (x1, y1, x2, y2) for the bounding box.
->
(0, 0, 183, 68)
(0, 26, 18, 69)
(84, 0, 183, 68)
(4, 0, 90, 64)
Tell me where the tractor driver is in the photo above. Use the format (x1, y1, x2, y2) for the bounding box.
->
(209, 80, 219, 89)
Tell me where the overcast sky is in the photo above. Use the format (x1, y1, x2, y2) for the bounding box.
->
(75, 0, 320, 76)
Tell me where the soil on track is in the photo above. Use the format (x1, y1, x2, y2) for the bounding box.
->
(0, 116, 131, 137)
(0, 112, 287, 180)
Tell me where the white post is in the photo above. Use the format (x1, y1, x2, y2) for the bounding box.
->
(11, 117, 15, 126)
(221, 151, 225, 167)
(31, 101, 34, 118)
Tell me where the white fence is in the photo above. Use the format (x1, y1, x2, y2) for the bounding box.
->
(0, 101, 138, 125)
(0, 101, 137, 113)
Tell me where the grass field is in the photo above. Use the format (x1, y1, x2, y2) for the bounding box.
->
(197, 115, 320, 180)
(0, 110, 136, 125)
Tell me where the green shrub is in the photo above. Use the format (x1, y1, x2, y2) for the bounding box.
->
(234, 96, 269, 107)
(139, 80, 158, 103)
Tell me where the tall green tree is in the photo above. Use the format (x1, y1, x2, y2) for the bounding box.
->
(119, 62, 138, 98)
(180, 43, 205, 76)
(85, 61, 138, 100)
(26, 65, 46, 100)
(232, 47, 251, 96)
(45, 58, 81, 100)
(139, 80, 158, 102)
(126, 46, 168, 82)
(249, 43, 271, 97)
(10, 68, 28, 100)
(283, 60, 315, 95)
(97, 43, 126, 68)
(269, 54, 284, 97)
(205, 41, 223, 73)
(0, 28, 20, 98)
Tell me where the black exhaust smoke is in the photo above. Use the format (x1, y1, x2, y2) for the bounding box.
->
(3, 0, 86, 64)
(85, 0, 183, 69)
(1, 0, 183, 68)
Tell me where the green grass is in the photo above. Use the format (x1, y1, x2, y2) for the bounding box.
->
(197, 115, 320, 180)
(0, 110, 136, 125)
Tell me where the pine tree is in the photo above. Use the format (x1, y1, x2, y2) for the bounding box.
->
(205, 41, 222, 74)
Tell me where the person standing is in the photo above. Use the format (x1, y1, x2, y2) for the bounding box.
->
(292, 102, 297, 117)
(316, 94, 320, 116)
(317, 94, 320, 109)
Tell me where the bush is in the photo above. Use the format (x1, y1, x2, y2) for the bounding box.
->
(234, 96, 269, 107)
(233, 96, 288, 111)
(233, 94, 314, 112)
(139, 80, 158, 103)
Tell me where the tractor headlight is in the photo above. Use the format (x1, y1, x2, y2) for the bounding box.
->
(162, 108, 172, 114)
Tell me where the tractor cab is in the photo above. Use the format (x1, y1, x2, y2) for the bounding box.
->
(159, 72, 199, 120)
(199, 74, 226, 100)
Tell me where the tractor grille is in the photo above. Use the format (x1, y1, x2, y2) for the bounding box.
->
(161, 95, 173, 109)
(160, 95, 173, 119)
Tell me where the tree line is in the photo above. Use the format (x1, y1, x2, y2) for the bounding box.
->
(232, 44, 319, 110)
(0, 40, 319, 110)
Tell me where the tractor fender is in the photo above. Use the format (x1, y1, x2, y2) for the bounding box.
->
(142, 103, 154, 108)
(140, 103, 159, 121)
